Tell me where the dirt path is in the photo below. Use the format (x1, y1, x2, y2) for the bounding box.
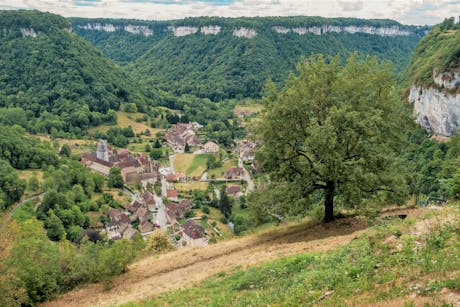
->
(43, 209, 421, 307)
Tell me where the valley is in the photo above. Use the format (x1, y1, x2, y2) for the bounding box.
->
(0, 8, 459, 307)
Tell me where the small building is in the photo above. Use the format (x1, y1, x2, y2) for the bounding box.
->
(142, 191, 157, 211)
(204, 141, 220, 153)
(139, 220, 155, 236)
(226, 167, 245, 180)
(227, 186, 241, 197)
(166, 200, 192, 223)
(182, 220, 208, 247)
(167, 189, 179, 201)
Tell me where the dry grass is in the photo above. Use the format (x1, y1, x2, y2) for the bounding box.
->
(174, 182, 208, 192)
(88, 111, 164, 136)
(173, 153, 195, 174)
(43, 207, 445, 307)
(234, 103, 264, 114)
(29, 135, 94, 155)
(17, 170, 44, 182)
(44, 214, 375, 307)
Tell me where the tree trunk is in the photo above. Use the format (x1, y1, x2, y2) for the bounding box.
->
(323, 181, 335, 223)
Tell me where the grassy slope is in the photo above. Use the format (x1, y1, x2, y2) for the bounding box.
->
(174, 153, 212, 177)
(88, 111, 164, 135)
(123, 205, 460, 306)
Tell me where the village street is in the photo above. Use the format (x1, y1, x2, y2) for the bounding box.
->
(238, 157, 254, 192)
(154, 194, 167, 231)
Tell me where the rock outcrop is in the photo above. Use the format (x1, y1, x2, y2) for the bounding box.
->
(233, 27, 257, 38)
(169, 26, 198, 37)
(78, 23, 153, 36)
(409, 71, 460, 136)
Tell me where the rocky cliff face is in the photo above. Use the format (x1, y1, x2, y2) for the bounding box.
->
(77, 22, 414, 38)
(409, 71, 460, 136)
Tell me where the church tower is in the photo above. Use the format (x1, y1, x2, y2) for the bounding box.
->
(96, 139, 109, 162)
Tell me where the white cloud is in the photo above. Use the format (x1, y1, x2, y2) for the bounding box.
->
(0, 0, 459, 25)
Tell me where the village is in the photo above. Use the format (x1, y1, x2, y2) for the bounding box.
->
(80, 121, 257, 247)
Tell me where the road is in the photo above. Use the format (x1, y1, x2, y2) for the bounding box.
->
(154, 194, 167, 231)
(238, 157, 255, 192)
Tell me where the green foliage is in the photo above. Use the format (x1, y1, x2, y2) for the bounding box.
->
(206, 154, 222, 170)
(256, 54, 410, 222)
(34, 160, 106, 240)
(219, 186, 232, 219)
(45, 209, 66, 241)
(59, 144, 71, 157)
(0, 11, 150, 135)
(143, 230, 175, 255)
(5, 218, 144, 304)
(27, 173, 40, 192)
(10, 219, 61, 303)
(108, 167, 124, 188)
(12, 200, 35, 222)
(0, 159, 26, 210)
(406, 21, 459, 87)
(0, 124, 58, 169)
(117, 17, 427, 101)
(184, 210, 195, 218)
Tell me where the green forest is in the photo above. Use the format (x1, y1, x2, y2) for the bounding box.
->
(0, 11, 153, 135)
(72, 16, 428, 101)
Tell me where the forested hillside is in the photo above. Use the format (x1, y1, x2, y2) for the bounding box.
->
(406, 17, 460, 86)
(0, 11, 152, 135)
(72, 16, 428, 101)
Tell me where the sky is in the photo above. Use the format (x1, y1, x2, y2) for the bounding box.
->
(1, 0, 459, 25)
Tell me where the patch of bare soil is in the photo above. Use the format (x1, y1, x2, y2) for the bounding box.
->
(43, 209, 426, 307)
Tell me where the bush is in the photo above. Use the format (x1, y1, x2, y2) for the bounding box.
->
(202, 206, 210, 214)
(184, 210, 195, 219)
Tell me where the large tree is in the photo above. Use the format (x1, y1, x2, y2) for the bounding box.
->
(257, 54, 409, 222)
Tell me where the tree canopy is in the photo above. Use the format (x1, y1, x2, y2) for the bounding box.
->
(256, 54, 410, 222)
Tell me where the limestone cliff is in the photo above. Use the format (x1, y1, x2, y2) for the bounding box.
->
(409, 71, 460, 136)
(406, 19, 460, 136)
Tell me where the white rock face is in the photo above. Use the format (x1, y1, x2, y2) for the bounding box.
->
(280, 25, 411, 36)
(124, 25, 153, 36)
(201, 26, 221, 35)
(20, 28, 38, 37)
(409, 72, 460, 136)
(292, 27, 308, 35)
(433, 71, 460, 90)
(80, 23, 116, 32)
(272, 26, 290, 34)
(233, 27, 257, 38)
(169, 26, 198, 37)
(78, 23, 153, 36)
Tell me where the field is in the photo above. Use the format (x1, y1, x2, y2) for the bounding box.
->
(33, 135, 95, 155)
(174, 181, 208, 192)
(18, 169, 44, 182)
(44, 205, 460, 307)
(208, 159, 237, 178)
(174, 153, 212, 177)
(88, 111, 164, 135)
(234, 103, 264, 114)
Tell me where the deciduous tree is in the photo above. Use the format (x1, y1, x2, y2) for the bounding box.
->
(257, 54, 409, 222)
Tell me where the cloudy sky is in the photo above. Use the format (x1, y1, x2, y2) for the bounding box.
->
(1, 0, 459, 25)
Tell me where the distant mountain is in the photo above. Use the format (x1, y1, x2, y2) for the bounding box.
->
(72, 16, 429, 101)
(0, 10, 151, 135)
